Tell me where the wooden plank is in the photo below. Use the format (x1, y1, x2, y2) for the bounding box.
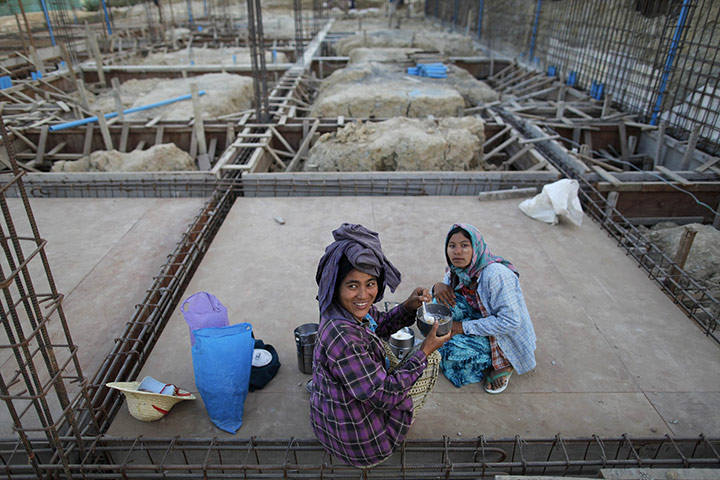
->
(191, 83, 207, 156)
(618, 120, 629, 168)
(225, 122, 235, 149)
(145, 116, 162, 128)
(593, 166, 622, 186)
(679, 125, 701, 170)
(286, 118, 319, 172)
(518, 135, 561, 145)
(46, 141, 66, 156)
(583, 128, 593, 153)
(119, 122, 129, 152)
(207, 137, 218, 161)
(501, 146, 531, 169)
(265, 146, 287, 169)
(270, 126, 296, 155)
(595, 181, 720, 192)
(484, 125, 511, 149)
(603, 191, 619, 224)
(655, 165, 690, 185)
(573, 152, 623, 172)
(95, 109, 114, 150)
(133, 140, 146, 151)
(485, 134, 518, 162)
(7, 127, 38, 152)
(695, 156, 720, 173)
(154, 125, 165, 146)
(83, 124, 94, 156)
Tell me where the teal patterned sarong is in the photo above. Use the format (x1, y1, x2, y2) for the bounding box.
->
(439, 294, 492, 387)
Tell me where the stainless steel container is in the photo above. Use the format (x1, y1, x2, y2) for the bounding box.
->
(294, 323, 318, 374)
(416, 303, 453, 337)
(389, 327, 415, 361)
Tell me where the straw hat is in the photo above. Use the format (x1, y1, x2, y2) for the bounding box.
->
(107, 381, 196, 422)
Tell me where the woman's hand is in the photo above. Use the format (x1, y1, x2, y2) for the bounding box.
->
(433, 282, 456, 308)
(402, 287, 431, 312)
(420, 321, 452, 356)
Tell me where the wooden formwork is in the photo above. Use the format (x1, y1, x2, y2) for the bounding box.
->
(510, 109, 720, 227)
(222, 117, 560, 175)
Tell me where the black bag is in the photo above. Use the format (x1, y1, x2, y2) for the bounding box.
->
(249, 339, 281, 392)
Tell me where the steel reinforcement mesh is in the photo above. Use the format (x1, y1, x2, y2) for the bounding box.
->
(427, 0, 720, 155)
(0, 435, 718, 478)
(499, 109, 719, 343)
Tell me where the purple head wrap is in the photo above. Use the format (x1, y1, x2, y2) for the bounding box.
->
(316, 223, 402, 320)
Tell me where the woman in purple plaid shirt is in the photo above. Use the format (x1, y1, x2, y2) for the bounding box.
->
(310, 223, 450, 467)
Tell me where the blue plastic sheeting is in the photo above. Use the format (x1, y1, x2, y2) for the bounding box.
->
(0, 76, 12, 90)
(407, 63, 448, 78)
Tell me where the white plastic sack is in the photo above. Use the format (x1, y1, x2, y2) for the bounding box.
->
(518, 179, 583, 226)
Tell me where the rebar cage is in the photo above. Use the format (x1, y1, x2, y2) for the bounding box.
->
(0, 435, 719, 478)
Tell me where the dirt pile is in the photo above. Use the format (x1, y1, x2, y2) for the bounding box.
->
(86, 72, 253, 120)
(349, 47, 419, 64)
(310, 60, 497, 117)
(641, 222, 720, 318)
(305, 116, 485, 171)
(334, 29, 478, 57)
(51, 144, 198, 172)
(136, 47, 287, 65)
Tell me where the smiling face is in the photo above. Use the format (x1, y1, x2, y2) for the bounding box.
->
(447, 231, 473, 269)
(338, 269, 379, 321)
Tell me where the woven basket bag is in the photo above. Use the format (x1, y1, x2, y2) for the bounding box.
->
(383, 341, 440, 412)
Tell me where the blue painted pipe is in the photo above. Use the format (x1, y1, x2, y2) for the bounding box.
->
(186, 0, 195, 26)
(39, 0, 56, 46)
(49, 91, 206, 132)
(528, 0, 542, 64)
(650, 0, 691, 125)
(100, 0, 113, 35)
(476, 0, 483, 40)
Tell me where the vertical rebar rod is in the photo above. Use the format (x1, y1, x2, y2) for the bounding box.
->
(246, 0, 270, 123)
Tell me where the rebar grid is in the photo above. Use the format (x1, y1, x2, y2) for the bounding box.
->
(81, 181, 237, 434)
(14, 177, 219, 198)
(241, 173, 555, 197)
(427, 0, 720, 155)
(0, 434, 718, 478)
(0, 114, 97, 477)
(500, 110, 719, 342)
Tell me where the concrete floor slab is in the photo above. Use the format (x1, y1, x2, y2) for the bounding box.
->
(106, 196, 720, 440)
(0, 197, 207, 436)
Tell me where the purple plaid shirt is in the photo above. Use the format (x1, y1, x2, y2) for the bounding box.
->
(310, 303, 427, 467)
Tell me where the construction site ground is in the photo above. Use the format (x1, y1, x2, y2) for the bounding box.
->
(0, 197, 206, 436)
(63, 195, 720, 442)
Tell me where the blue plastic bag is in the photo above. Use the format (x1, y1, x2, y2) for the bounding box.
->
(192, 323, 253, 433)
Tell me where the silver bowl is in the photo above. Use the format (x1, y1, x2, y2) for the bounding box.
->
(416, 303, 453, 337)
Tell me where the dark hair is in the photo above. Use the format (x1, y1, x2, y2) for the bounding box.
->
(336, 255, 355, 293)
(445, 226, 473, 266)
(447, 226, 472, 243)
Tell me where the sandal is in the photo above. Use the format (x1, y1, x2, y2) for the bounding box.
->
(484, 368, 513, 394)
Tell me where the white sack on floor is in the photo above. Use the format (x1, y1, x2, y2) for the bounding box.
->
(518, 179, 584, 226)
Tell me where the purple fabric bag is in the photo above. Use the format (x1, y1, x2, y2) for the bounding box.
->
(181, 292, 229, 346)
